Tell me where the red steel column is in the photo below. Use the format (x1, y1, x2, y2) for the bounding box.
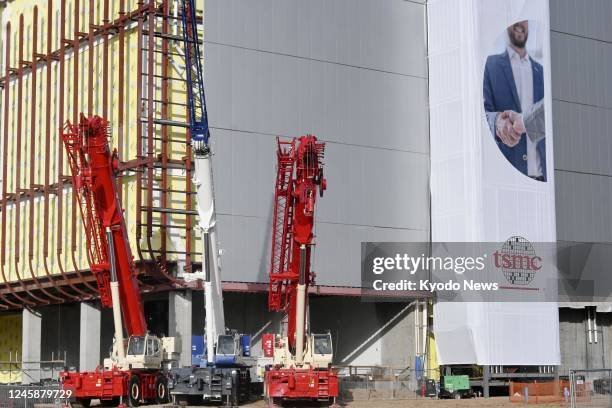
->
(57, 0, 94, 297)
(160, 0, 169, 260)
(27, 7, 62, 302)
(101, 0, 109, 119)
(14, 15, 47, 304)
(0, 23, 22, 308)
(70, 0, 81, 275)
(42, 1, 78, 300)
(117, 0, 125, 161)
(87, 0, 94, 116)
(69, 0, 98, 293)
(145, 0, 156, 261)
(70, 0, 83, 276)
(135, 10, 144, 263)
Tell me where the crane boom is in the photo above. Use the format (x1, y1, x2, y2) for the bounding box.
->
(179, 0, 225, 365)
(263, 136, 338, 404)
(268, 136, 326, 353)
(61, 115, 178, 405)
(180, 0, 209, 145)
(62, 114, 146, 336)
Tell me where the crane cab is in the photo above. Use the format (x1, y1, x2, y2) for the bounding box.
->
(309, 333, 333, 368)
(271, 332, 333, 370)
(213, 332, 251, 367)
(125, 334, 163, 369)
(104, 333, 180, 370)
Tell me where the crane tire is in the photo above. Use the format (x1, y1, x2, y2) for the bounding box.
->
(73, 398, 91, 408)
(128, 375, 141, 407)
(155, 376, 169, 404)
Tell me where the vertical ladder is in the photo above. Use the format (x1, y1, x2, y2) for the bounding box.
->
(137, 0, 204, 278)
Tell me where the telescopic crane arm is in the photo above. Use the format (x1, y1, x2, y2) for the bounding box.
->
(180, 0, 209, 148)
(180, 0, 226, 365)
(62, 115, 147, 337)
(263, 137, 337, 404)
(61, 115, 178, 405)
(268, 136, 326, 359)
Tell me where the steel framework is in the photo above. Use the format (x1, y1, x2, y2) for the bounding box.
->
(0, 0, 378, 310)
(0, 0, 196, 309)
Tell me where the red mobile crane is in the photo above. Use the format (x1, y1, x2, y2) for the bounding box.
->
(264, 136, 338, 406)
(59, 115, 178, 407)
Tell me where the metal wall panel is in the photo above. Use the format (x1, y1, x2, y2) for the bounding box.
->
(205, 0, 430, 286)
(205, 0, 428, 78)
(551, 32, 612, 109)
(206, 43, 429, 154)
(553, 100, 612, 177)
(555, 171, 612, 243)
(550, 0, 612, 43)
(551, 1, 612, 244)
(210, 129, 430, 285)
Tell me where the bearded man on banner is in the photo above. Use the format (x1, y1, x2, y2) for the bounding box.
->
(484, 20, 547, 182)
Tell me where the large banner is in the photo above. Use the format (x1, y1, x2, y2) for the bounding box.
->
(428, 0, 560, 365)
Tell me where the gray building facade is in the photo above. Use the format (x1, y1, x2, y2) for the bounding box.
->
(202, 0, 429, 366)
(205, 0, 430, 287)
(551, 0, 612, 375)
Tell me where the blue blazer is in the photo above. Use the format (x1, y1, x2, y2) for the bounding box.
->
(483, 50, 546, 181)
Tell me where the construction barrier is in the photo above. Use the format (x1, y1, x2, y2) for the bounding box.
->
(0, 356, 67, 386)
(509, 380, 570, 404)
(570, 369, 612, 408)
(337, 366, 440, 401)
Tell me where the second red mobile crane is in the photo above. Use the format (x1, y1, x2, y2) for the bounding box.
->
(263, 136, 338, 406)
(59, 115, 179, 407)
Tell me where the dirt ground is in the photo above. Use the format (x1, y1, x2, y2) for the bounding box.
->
(94, 396, 569, 408)
(236, 397, 568, 407)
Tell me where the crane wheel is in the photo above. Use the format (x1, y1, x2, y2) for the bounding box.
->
(128, 375, 141, 407)
(265, 396, 282, 407)
(155, 376, 169, 403)
(100, 398, 120, 407)
(72, 398, 91, 408)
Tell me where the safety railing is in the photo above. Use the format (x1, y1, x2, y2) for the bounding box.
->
(336, 365, 440, 401)
(0, 352, 67, 385)
(508, 380, 571, 404)
(570, 369, 612, 408)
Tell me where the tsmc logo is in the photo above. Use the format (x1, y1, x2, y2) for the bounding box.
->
(493, 236, 540, 286)
(492, 252, 542, 270)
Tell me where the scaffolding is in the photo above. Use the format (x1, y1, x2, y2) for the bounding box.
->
(0, 351, 66, 385)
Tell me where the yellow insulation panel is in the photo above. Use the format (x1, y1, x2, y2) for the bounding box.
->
(0, 313, 22, 383)
(0, 0, 202, 286)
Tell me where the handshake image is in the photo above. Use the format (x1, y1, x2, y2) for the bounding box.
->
(495, 100, 545, 147)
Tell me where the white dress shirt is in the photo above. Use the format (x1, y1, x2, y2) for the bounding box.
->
(507, 46, 542, 177)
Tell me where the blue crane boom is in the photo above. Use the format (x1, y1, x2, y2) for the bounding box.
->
(180, 0, 209, 146)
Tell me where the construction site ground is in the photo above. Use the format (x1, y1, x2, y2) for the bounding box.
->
(239, 398, 567, 407)
(134, 397, 569, 407)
